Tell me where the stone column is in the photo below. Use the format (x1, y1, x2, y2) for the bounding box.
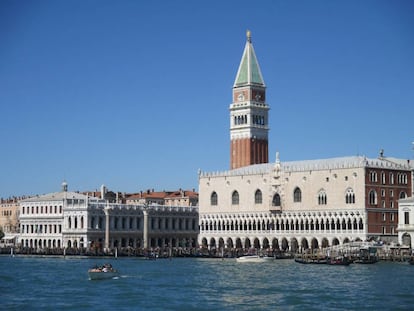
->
(104, 205, 110, 251)
(143, 209, 149, 249)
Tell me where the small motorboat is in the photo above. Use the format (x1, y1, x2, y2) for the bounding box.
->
(236, 255, 269, 263)
(88, 264, 119, 280)
(353, 255, 378, 264)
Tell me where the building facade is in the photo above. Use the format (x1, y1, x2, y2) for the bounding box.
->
(18, 182, 199, 252)
(0, 198, 20, 245)
(398, 197, 414, 248)
(125, 189, 198, 207)
(198, 32, 413, 254)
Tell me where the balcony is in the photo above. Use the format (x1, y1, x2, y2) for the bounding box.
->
(269, 206, 281, 213)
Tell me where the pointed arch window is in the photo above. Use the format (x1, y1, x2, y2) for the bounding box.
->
(390, 173, 394, 184)
(369, 171, 378, 182)
(318, 190, 327, 205)
(232, 191, 239, 205)
(210, 192, 218, 206)
(254, 189, 262, 204)
(369, 190, 377, 205)
(293, 187, 302, 203)
(345, 188, 355, 204)
(272, 193, 281, 206)
(381, 172, 386, 184)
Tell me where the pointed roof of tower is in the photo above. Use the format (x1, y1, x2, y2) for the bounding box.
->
(233, 30, 266, 88)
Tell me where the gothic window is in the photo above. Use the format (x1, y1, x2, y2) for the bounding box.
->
(232, 191, 239, 205)
(369, 171, 378, 183)
(390, 173, 394, 184)
(381, 172, 386, 184)
(400, 191, 407, 199)
(318, 190, 327, 205)
(255, 189, 262, 204)
(345, 188, 355, 204)
(369, 190, 377, 205)
(398, 173, 408, 184)
(210, 192, 218, 206)
(293, 187, 302, 203)
(272, 193, 281, 206)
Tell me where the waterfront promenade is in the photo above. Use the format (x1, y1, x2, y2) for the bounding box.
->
(1, 240, 412, 262)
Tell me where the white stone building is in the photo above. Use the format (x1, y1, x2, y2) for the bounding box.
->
(199, 155, 411, 252)
(18, 182, 103, 249)
(18, 182, 199, 252)
(398, 197, 414, 248)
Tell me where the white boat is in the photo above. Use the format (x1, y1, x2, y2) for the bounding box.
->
(88, 264, 119, 280)
(236, 255, 271, 263)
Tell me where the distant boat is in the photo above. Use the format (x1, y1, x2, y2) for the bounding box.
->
(294, 255, 327, 264)
(354, 247, 378, 264)
(274, 252, 294, 260)
(88, 264, 119, 280)
(353, 256, 378, 264)
(236, 255, 270, 263)
(327, 256, 351, 266)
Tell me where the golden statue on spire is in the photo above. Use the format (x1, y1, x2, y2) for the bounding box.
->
(246, 29, 251, 43)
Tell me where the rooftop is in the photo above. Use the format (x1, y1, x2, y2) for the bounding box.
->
(199, 155, 413, 178)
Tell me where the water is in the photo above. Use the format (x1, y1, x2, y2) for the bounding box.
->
(1, 256, 414, 310)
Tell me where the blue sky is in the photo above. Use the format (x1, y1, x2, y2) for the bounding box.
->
(1, 0, 413, 198)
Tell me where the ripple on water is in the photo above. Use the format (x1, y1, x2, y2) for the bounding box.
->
(2, 257, 414, 310)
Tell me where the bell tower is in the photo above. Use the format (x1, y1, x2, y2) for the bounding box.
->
(230, 31, 269, 169)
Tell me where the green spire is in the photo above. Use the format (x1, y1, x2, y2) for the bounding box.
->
(234, 30, 265, 87)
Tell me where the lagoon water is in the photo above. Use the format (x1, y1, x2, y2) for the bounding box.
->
(1, 256, 414, 310)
